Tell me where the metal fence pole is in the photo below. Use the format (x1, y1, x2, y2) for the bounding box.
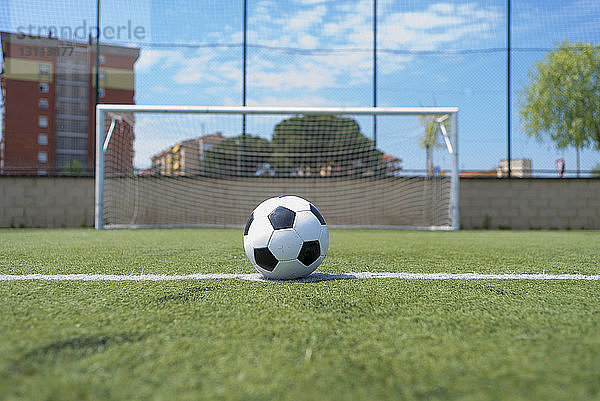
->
(507, 0, 512, 178)
(373, 0, 377, 146)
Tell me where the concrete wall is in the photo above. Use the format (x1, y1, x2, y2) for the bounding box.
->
(460, 178, 600, 230)
(0, 177, 94, 228)
(1, 176, 599, 229)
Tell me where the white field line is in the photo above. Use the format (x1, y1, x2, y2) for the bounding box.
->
(1, 272, 599, 283)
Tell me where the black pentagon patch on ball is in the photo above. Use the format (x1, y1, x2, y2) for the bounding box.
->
(310, 204, 326, 225)
(298, 240, 321, 266)
(268, 206, 296, 230)
(243, 212, 254, 236)
(254, 247, 278, 271)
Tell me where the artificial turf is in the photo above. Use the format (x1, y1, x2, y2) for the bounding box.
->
(0, 229, 599, 400)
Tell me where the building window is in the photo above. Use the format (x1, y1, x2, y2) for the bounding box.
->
(38, 134, 48, 145)
(99, 70, 106, 80)
(39, 98, 49, 110)
(98, 88, 105, 98)
(99, 55, 106, 64)
(38, 169, 47, 175)
(38, 116, 48, 128)
(39, 63, 50, 74)
(38, 151, 48, 164)
(40, 83, 49, 93)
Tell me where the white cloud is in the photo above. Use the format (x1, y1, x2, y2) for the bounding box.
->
(377, 3, 501, 50)
(248, 95, 334, 107)
(401, 12, 466, 30)
(429, 3, 455, 14)
(294, 0, 329, 4)
(136, 49, 184, 71)
(322, 22, 341, 36)
(172, 54, 213, 84)
(287, 4, 327, 32)
(135, 1, 502, 100)
(168, 50, 241, 88)
(298, 34, 318, 48)
(249, 61, 338, 91)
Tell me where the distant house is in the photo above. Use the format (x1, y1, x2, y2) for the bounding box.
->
(459, 159, 533, 178)
(382, 154, 403, 176)
(151, 132, 225, 176)
(291, 153, 402, 178)
(497, 159, 532, 178)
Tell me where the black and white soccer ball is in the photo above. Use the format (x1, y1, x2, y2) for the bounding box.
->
(243, 196, 329, 280)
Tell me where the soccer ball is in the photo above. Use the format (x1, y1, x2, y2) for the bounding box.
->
(243, 196, 329, 280)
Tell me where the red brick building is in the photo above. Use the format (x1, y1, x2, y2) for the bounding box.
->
(0, 32, 139, 175)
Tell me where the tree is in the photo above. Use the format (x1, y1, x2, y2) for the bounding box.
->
(202, 115, 396, 178)
(418, 115, 447, 177)
(203, 135, 273, 177)
(271, 114, 386, 177)
(60, 159, 86, 175)
(519, 41, 600, 151)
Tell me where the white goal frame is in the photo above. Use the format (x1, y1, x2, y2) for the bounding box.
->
(95, 105, 459, 230)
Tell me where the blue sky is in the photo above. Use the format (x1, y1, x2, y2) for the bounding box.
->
(2, 0, 599, 173)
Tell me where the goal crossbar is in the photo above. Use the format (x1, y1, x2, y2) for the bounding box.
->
(96, 104, 458, 115)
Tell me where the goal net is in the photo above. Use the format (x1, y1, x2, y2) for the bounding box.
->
(95, 105, 459, 230)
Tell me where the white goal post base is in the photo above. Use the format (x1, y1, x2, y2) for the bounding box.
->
(96, 105, 459, 230)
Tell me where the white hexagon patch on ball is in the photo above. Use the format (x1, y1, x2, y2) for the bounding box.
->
(243, 195, 328, 280)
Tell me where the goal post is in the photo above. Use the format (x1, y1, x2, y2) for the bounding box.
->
(95, 105, 459, 230)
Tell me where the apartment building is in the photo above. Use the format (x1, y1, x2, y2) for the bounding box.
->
(0, 31, 139, 174)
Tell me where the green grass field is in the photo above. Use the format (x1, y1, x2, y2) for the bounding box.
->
(1, 229, 599, 400)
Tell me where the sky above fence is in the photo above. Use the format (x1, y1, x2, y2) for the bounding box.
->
(1, 0, 599, 174)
